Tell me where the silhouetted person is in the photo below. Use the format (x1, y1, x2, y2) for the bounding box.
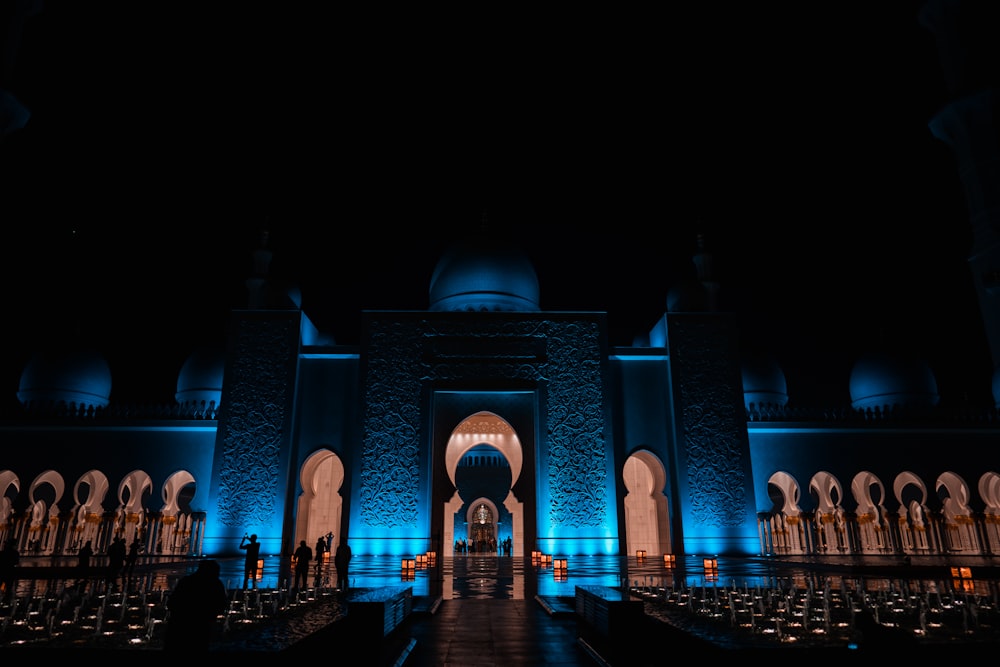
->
(239, 533, 260, 589)
(124, 538, 141, 579)
(852, 608, 918, 653)
(314, 536, 325, 574)
(293, 539, 312, 590)
(106, 536, 126, 587)
(165, 559, 228, 653)
(76, 539, 94, 586)
(0, 538, 19, 601)
(334, 541, 352, 592)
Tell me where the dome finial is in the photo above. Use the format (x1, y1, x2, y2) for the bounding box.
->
(692, 233, 720, 311)
(247, 224, 273, 308)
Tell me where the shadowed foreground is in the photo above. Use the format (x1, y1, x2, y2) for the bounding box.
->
(0, 554, 998, 665)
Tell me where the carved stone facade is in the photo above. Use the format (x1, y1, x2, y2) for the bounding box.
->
(212, 313, 300, 535)
(361, 314, 611, 544)
(665, 313, 758, 552)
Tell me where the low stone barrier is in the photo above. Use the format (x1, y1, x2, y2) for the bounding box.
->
(283, 585, 413, 657)
(575, 584, 645, 663)
(347, 585, 413, 638)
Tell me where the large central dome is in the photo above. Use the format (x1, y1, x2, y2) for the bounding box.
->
(428, 237, 540, 312)
(849, 351, 940, 411)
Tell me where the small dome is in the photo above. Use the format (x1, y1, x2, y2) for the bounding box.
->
(18, 348, 112, 411)
(429, 237, 540, 312)
(175, 346, 225, 409)
(742, 355, 788, 410)
(849, 351, 940, 411)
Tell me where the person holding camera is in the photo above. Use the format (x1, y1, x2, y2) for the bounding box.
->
(239, 533, 260, 589)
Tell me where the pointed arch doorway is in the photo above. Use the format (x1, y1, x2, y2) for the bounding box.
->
(623, 450, 672, 557)
(442, 412, 526, 559)
(294, 449, 344, 558)
(466, 497, 501, 554)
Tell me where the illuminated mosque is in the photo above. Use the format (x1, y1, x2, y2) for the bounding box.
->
(2, 209, 1000, 567)
(1, 0, 1000, 570)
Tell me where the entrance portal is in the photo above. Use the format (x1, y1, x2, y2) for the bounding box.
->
(294, 449, 344, 557)
(442, 412, 526, 559)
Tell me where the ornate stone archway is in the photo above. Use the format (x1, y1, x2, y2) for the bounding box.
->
(442, 412, 525, 558)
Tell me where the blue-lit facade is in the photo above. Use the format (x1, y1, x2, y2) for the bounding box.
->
(3, 226, 1000, 567)
(0, 231, 769, 563)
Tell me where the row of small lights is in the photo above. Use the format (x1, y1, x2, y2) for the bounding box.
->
(401, 552, 438, 580)
(531, 551, 568, 580)
(637, 550, 716, 571)
(526, 551, 721, 581)
(286, 551, 975, 590)
(641, 551, 719, 580)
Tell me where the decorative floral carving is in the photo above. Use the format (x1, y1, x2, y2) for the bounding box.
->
(670, 316, 748, 528)
(215, 318, 297, 528)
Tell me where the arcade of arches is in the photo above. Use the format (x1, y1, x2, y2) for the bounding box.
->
(292, 411, 672, 559)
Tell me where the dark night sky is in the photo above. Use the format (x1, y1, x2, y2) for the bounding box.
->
(0, 2, 992, 409)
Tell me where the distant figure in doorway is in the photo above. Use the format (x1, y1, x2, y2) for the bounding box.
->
(165, 559, 228, 653)
(334, 541, 352, 592)
(239, 533, 260, 589)
(314, 536, 326, 575)
(0, 538, 19, 601)
(293, 539, 312, 590)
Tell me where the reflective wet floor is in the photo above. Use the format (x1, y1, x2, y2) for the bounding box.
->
(2, 553, 999, 663)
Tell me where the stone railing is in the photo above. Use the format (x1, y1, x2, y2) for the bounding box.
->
(759, 508, 1000, 557)
(746, 402, 1000, 424)
(14, 400, 219, 420)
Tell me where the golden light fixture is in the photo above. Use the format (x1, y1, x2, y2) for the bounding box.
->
(663, 554, 676, 568)
(951, 566, 975, 592)
(636, 550, 646, 560)
(953, 577, 975, 592)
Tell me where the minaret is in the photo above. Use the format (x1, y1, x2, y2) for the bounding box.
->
(207, 224, 300, 555)
(692, 233, 720, 312)
(246, 228, 272, 309)
(921, 0, 1000, 368)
